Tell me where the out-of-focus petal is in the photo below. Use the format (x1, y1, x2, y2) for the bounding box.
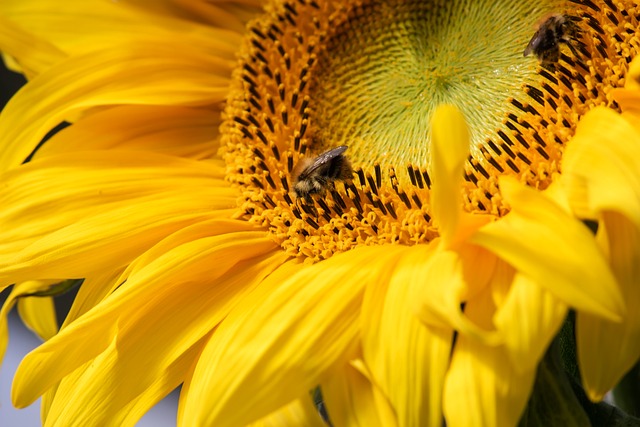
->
(0, 281, 56, 362)
(494, 272, 567, 373)
(471, 177, 624, 322)
(247, 396, 326, 427)
(430, 105, 470, 246)
(362, 245, 452, 427)
(563, 107, 640, 231)
(577, 213, 640, 401)
(0, 16, 66, 77)
(127, 0, 264, 33)
(17, 296, 58, 341)
(0, 1, 241, 59)
(414, 248, 502, 345)
(36, 105, 222, 160)
(444, 290, 536, 427)
(323, 360, 397, 427)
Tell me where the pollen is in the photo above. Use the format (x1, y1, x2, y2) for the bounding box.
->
(221, 0, 640, 263)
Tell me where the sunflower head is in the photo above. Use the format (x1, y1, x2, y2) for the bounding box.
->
(1, 0, 639, 426)
(221, 0, 639, 263)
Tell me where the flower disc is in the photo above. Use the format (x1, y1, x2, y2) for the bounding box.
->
(222, 0, 640, 262)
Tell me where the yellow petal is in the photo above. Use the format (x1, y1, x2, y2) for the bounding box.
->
(0, 281, 55, 363)
(430, 105, 470, 246)
(0, 16, 66, 77)
(578, 213, 640, 401)
(0, 1, 241, 60)
(0, 39, 233, 172)
(126, 0, 263, 33)
(362, 245, 453, 427)
(36, 105, 222, 160)
(55, 220, 251, 327)
(247, 397, 326, 427)
(47, 242, 281, 425)
(181, 245, 406, 427)
(45, 337, 200, 427)
(563, 107, 640, 231)
(471, 177, 624, 322)
(0, 151, 235, 283)
(17, 296, 58, 341)
(414, 248, 502, 345)
(12, 228, 279, 408)
(322, 360, 397, 427)
(41, 387, 57, 424)
(493, 272, 567, 373)
(444, 293, 536, 427)
(60, 270, 125, 328)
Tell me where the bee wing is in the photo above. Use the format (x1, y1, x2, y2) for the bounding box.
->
(523, 41, 534, 56)
(297, 146, 348, 179)
(523, 31, 541, 56)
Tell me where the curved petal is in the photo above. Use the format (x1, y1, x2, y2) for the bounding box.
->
(471, 177, 624, 322)
(430, 105, 470, 246)
(41, 387, 57, 424)
(444, 289, 536, 427)
(0, 16, 66, 77)
(17, 296, 58, 341)
(44, 336, 200, 427)
(0, 151, 235, 283)
(180, 245, 407, 427)
(127, 0, 264, 33)
(12, 227, 278, 408)
(247, 396, 326, 427)
(60, 270, 126, 328)
(36, 105, 222, 160)
(0, 281, 56, 363)
(562, 107, 640, 230)
(578, 213, 640, 401)
(0, 39, 234, 171)
(362, 245, 453, 427)
(0, 1, 241, 60)
(46, 249, 287, 425)
(444, 338, 535, 427)
(414, 248, 502, 345)
(323, 360, 397, 427)
(493, 272, 567, 373)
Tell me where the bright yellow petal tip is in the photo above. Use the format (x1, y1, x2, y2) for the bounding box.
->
(472, 177, 624, 322)
(430, 104, 470, 246)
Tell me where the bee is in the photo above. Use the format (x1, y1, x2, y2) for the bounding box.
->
(523, 13, 581, 64)
(292, 145, 352, 203)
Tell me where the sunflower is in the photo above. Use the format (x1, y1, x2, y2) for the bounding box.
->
(0, 0, 638, 426)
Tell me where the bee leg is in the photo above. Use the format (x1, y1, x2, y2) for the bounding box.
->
(566, 41, 582, 60)
(305, 194, 321, 221)
(309, 197, 320, 221)
(300, 196, 318, 219)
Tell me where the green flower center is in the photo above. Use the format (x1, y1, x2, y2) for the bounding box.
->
(312, 0, 545, 172)
(222, 0, 638, 262)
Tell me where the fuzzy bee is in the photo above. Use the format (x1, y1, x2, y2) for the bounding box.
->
(292, 145, 352, 203)
(523, 13, 581, 64)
